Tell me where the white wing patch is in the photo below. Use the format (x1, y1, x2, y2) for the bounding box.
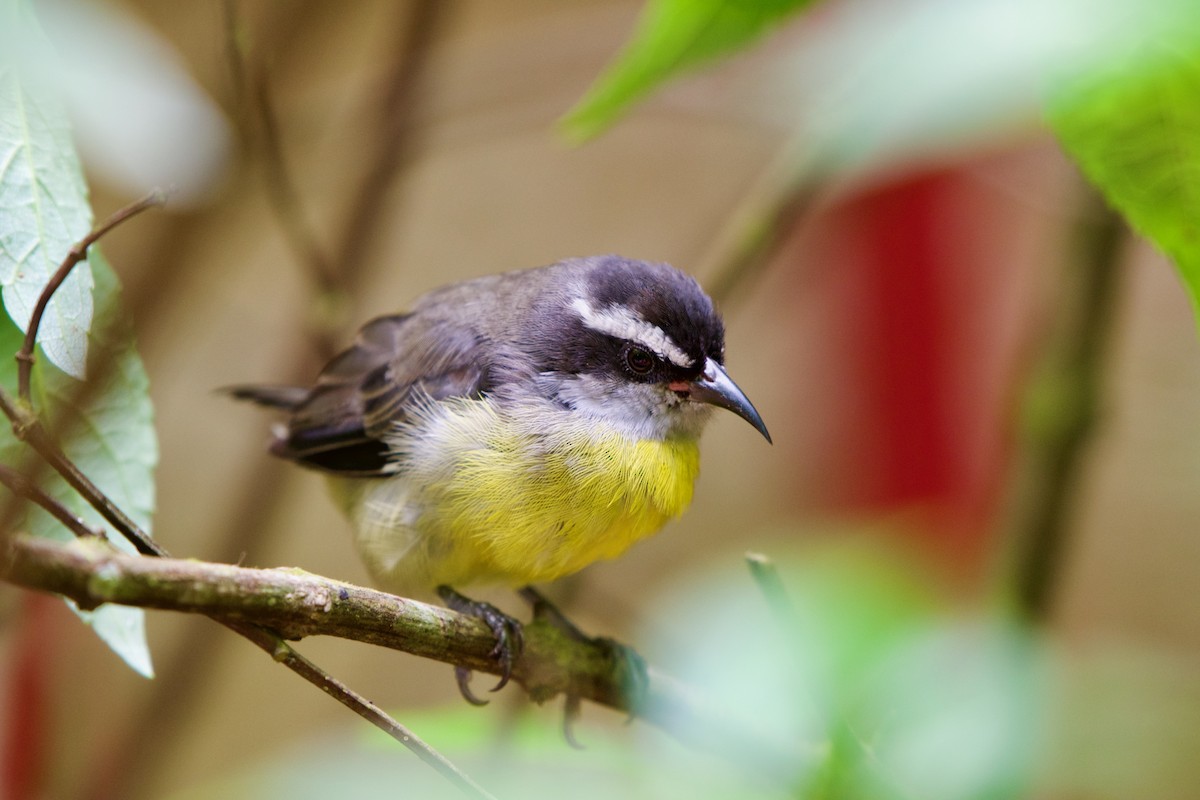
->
(571, 297, 693, 368)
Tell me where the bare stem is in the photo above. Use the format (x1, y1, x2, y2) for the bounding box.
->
(0, 389, 160, 556)
(329, 0, 447, 294)
(1006, 187, 1125, 619)
(221, 620, 497, 800)
(248, 64, 338, 297)
(701, 140, 824, 306)
(222, 1, 447, 358)
(0, 465, 100, 540)
(16, 191, 166, 402)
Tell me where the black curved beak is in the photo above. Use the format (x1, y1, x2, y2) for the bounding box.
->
(687, 358, 772, 444)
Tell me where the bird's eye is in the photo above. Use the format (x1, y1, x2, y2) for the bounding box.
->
(624, 345, 655, 375)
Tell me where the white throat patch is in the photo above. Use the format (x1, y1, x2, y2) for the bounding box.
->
(571, 297, 693, 368)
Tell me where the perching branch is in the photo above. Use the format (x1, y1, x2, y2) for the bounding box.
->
(0, 533, 803, 775)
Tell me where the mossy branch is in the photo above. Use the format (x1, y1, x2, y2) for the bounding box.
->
(0, 533, 799, 772)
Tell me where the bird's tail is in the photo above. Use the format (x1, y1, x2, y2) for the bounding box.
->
(222, 384, 310, 411)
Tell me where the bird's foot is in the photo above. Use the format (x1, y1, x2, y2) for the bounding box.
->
(518, 586, 650, 736)
(438, 585, 525, 705)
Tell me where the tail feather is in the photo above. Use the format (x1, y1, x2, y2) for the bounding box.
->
(223, 384, 310, 411)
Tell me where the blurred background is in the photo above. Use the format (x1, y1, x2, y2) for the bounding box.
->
(4, 0, 1200, 797)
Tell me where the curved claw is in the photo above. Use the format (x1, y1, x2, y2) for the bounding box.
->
(455, 666, 489, 706)
(438, 585, 525, 698)
(486, 611, 525, 691)
(517, 587, 650, 730)
(562, 693, 584, 750)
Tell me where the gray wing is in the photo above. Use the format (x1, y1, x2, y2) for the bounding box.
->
(239, 313, 491, 476)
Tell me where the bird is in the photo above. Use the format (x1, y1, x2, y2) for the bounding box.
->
(230, 254, 771, 700)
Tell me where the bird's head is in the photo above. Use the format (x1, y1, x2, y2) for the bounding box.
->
(529, 256, 771, 443)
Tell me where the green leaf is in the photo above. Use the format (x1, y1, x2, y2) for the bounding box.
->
(0, 1, 153, 676)
(0, 3, 94, 379)
(648, 541, 1047, 799)
(1051, 16, 1200, 325)
(560, 0, 814, 142)
(40, 252, 156, 676)
(766, 0, 1200, 182)
(0, 0, 153, 677)
(81, 602, 153, 679)
(0, 252, 157, 678)
(167, 704, 791, 800)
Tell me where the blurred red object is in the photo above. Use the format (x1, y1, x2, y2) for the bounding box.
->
(3, 593, 57, 800)
(821, 164, 1025, 572)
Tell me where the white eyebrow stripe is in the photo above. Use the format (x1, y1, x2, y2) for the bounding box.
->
(571, 297, 693, 368)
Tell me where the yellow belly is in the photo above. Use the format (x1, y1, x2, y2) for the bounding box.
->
(344, 399, 701, 591)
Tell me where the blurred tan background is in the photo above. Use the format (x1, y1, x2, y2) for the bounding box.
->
(4, 1, 1200, 798)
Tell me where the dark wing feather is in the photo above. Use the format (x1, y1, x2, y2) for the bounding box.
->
(248, 313, 491, 476)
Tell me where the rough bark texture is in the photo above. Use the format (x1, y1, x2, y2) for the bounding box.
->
(1, 533, 775, 744)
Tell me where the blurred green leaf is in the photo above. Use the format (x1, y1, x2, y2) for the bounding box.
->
(645, 539, 1048, 798)
(851, 621, 1045, 800)
(0, 0, 94, 378)
(167, 704, 787, 800)
(560, 0, 814, 142)
(1051, 18, 1200, 330)
(0, 252, 157, 677)
(774, 0, 1200, 181)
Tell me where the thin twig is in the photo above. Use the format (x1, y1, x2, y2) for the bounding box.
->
(220, 0, 250, 137)
(744, 552, 826, 734)
(249, 65, 339, 297)
(223, 621, 497, 800)
(700, 139, 824, 306)
(84, 462, 294, 800)
(1007, 187, 1125, 619)
(222, 1, 447, 358)
(0, 389, 160, 556)
(16, 190, 166, 402)
(329, 0, 446, 294)
(221, 0, 345, 360)
(0, 465, 100, 540)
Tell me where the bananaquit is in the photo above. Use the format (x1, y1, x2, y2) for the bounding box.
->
(232, 255, 771, 697)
